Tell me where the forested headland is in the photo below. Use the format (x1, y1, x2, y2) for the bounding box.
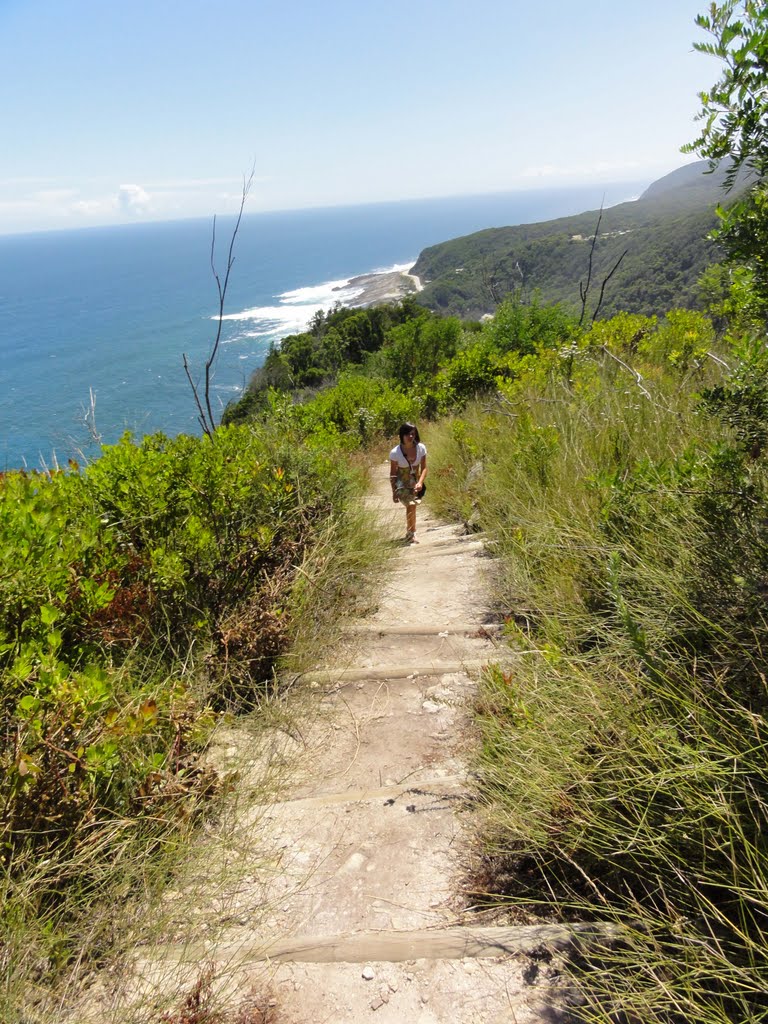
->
(4, 3, 768, 1021)
(410, 159, 751, 320)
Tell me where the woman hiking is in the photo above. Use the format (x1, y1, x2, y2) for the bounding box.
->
(389, 422, 428, 544)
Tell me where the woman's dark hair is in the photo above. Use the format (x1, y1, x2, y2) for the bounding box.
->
(399, 422, 420, 444)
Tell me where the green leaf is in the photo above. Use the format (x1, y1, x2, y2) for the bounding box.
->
(17, 695, 41, 717)
(40, 603, 60, 626)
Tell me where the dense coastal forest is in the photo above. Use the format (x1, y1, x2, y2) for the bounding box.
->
(411, 160, 747, 319)
(4, 3, 768, 1021)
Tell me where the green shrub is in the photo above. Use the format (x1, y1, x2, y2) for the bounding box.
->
(292, 372, 419, 445)
(1, 411, 385, 1019)
(482, 295, 576, 355)
(417, 341, 504, 415)
(381, 314, 462, 387)
(0, 420, 359, 911)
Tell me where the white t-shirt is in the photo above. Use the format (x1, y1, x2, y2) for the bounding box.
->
(389, 442, 427, 469)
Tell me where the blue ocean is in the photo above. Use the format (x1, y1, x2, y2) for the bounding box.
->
(0, 183, 644, 470)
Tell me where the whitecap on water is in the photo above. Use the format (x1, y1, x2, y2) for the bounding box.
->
(278, 276, 353, 304)
(216, 261, 416, 343)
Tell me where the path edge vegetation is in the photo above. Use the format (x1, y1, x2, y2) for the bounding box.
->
(0, 423, 391, 1023)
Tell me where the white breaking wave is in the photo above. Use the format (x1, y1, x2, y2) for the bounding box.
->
(220, 304, 319, 330)
(217, 261, 416, 344)
(278, 276, 353, 304)
(381, 261, 418, 275)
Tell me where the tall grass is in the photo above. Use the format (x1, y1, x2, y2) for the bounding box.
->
(428, 316, 768, 1021)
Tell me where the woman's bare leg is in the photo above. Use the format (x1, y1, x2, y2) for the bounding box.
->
(406, 503, 417, 540)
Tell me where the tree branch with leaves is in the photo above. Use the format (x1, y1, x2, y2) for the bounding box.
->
(684, 1, 768, 304)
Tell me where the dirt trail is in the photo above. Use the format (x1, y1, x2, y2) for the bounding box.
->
(75, 466, 581, 1022)
(225, 468, 576, 1022)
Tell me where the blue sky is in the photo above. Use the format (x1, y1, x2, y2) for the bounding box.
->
(1, 0, 714, 235)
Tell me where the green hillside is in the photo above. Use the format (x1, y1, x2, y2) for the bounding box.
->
(412, 161, 745, 319)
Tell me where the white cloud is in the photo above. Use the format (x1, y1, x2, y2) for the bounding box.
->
(0, 167, 274, 233)
(0, 175, 58, 188)
(117, 183, 151, 215)
(0, 177, 240, 234)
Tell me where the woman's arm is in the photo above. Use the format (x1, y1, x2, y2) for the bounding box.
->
(389, 459, 400, 503)
(415, 454, 427, 493)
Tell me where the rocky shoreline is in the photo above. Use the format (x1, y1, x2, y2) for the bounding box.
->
(334, 268, 422, 309)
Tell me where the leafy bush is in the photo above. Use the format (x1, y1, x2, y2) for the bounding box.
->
(0, 419, 364, 1008)
(291, 372, 419, 446)
(482, 295, 576, 354)
(224, 299, 429, 424)
(381, 314, 462, 387)
(417, 341, 505, 416)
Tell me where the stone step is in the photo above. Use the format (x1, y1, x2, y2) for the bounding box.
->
(405, 532, 483, 546)
(339, 633, 496, 671)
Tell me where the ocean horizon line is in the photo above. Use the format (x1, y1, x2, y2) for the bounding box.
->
(0, 177, 654, 242)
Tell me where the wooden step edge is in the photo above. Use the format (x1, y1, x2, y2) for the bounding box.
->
(259, 921, 629, 964)
(144, 922, 628, 966)
(348, 623, 503, 637)
(262, 774, 468, 811)
(304, 660, 491, 684)
(402, 542, 487, 558)
(418, 533, 484, 545)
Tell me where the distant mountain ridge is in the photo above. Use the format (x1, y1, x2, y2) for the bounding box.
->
(412, 160, 743, 319)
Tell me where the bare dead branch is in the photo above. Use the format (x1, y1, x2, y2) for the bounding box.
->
(591, 248, 628, 324)
(513, 259, 526, 303)
(599, 344, 654, 403)
(481, 254, 526, 310)
(579, 204, 604, 328)
(481, 257, 500, 306)
(481, 256, 507, 307)
(183, 164, 255, 437)
(79, 387, 102, 445)
(183, 352, 211, 436)
(706, 350, 732, 370)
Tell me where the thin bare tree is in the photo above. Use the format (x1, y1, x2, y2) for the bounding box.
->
(481, 255, 526, 309)
(481, 256, 504, 306)
(589, 248, 627, 324)
(184, 167, 255, 437)
(578, 203, 628, 327)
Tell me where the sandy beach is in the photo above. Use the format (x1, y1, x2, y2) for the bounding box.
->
(334, 268, 422, 308)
